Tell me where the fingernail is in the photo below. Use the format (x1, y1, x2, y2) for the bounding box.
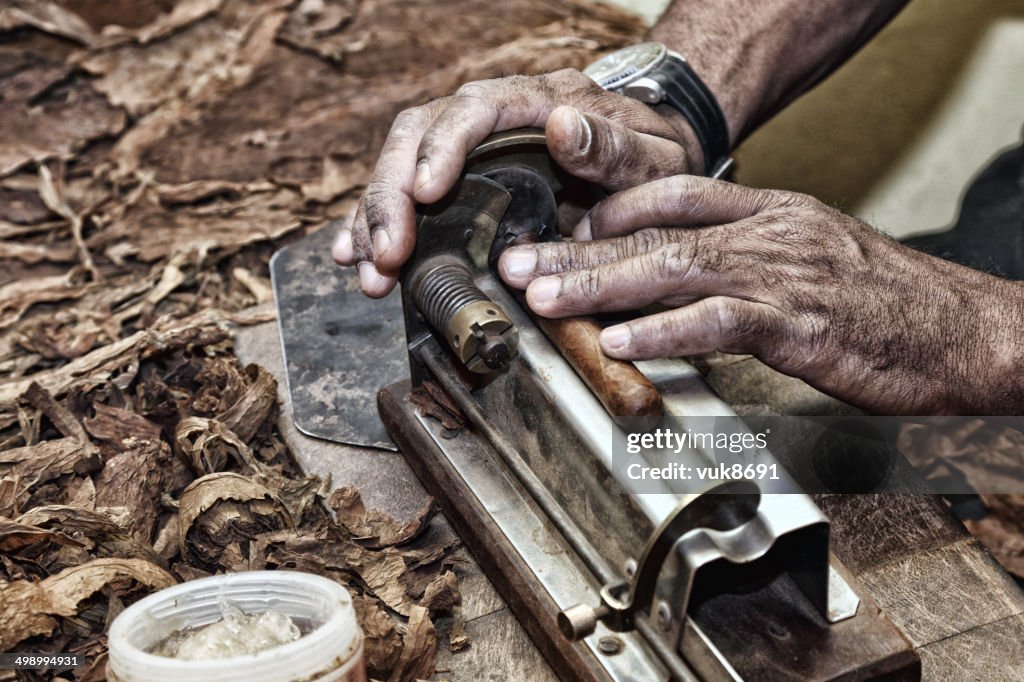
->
(502, 248, 537, 279)
(574, 215, 592, 241)
(414, 161, 432, 194)
(529, 277, 561, 304)
(358, 261, 381, 290)
(575, 110, 592, 154)
(601, 325, 631, 352)
(372, 229, 391, 258)
(332, 229, 353, 263)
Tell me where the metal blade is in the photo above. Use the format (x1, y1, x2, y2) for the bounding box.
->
(270, 226, 405, 450)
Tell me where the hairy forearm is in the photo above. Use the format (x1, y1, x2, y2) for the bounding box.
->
(650, 0, 910, 145)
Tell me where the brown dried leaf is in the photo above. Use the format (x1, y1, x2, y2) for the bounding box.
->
(81, 17, 242, 116)
(0, 308, 236, 411)
(0, 476, 23, 517)
(0, 437, 100, 487)
(328, 485, 436, 548)
(258, 471, 328, 525)
(410, 381, 466, 432)
(0, 1, 98, 46)
(216, 364, 277, 442)
(87, 189, 305, 263)
(0, 557, 175, 650)
(0, 240, 76, 264)
(95, 439, 186, 542)
(0, 518, 82, 553)
(448, 606, 470, 652)
(83, 403, 162, 448)
(353, 594, 403, 680)
(177, 472, 293, 568)
(419, 570, 460, 613)
(175, 416, 258, 475)
(99, 0, 223, 45)
(0, 68, 125, 178)
(20, 383, 92, 446)
(388, 605, 437, 682)
(0, 274, 90, 330)
(15, 505, 124, 538)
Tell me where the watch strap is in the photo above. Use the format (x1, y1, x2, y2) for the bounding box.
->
(648, 55, 732, 178)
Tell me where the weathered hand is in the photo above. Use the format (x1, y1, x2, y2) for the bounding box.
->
(331, 68, 705, 297)
(497, 176, 1024, 415)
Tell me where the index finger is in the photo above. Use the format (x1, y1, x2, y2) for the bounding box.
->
(358, 99, 449, 272)
(576, 175, 778, 241)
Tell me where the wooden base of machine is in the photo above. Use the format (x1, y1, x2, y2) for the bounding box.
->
(379, 381, 606, 681)
(379, 381, 920, 681)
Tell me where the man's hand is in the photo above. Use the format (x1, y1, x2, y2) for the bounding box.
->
(331, 69, 706, 297)
(497, 176, 1024, 415)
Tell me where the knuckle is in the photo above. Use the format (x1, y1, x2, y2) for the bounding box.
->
(751, 212, 803, 243)
(544, 243, 585, 272)
(768, 189, 816, 211)
(389, 107, 426, 137)
(361, 184, 397, 230)
(621, 228, 664, 259)
(572, 268, 603, 302)
(454, 80, 491, 101)
(651, 243, 693, 280)
(715, 302, 764, 345)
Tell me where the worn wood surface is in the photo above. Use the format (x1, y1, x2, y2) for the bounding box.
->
(379, 382, 605, 682)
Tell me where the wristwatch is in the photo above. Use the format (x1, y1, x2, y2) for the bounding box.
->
(584, 42, 734, 179)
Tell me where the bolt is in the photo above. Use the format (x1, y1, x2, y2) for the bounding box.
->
(463, 228, 474, 240)
(623, 559, 637, 579)
(656, 601, 672, 631)
(597, 636, 623, 655)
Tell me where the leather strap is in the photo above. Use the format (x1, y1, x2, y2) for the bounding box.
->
(649, 56, 732, 178)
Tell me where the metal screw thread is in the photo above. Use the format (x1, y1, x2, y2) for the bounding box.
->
(414, 262, 489, 334)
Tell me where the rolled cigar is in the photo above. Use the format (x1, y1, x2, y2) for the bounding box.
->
(535, 315, 663, 418)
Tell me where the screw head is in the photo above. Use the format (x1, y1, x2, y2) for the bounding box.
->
(656, 600, 672, 631)
(463, 228, 474, 240)
(623, 559, 638, 579)
(597, 636, 623, 655)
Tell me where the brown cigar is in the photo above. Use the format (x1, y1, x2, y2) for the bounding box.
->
(535, 315, 663, 418)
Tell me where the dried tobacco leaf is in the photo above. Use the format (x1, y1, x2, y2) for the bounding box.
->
(419, 570, 461, 613)
(0, 309, 235, 410)
(95, 438, 188, 542)
(83, 403, 162, 448)
(0, 1, 98, 46)
(448, 606, 470, 652)
(353, 594, 403, 680)
(98, 0, 223, 45)
(177, 472, 293, 569)
(86, 188, 305, 263)
(0, 437, 100, 486)
(0, 66, 125, 178)
(0, 557, 175, 650)
(175, 416, 258, 475)
(216, 364, 277, 443)
(15, 505, 123, 539)
(0, 518, 82, 553)
(329, 485, 437, 548)
(387, 605, 437, 682)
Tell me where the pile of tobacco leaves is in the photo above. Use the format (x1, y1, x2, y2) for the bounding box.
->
(0, 0, 644, 678)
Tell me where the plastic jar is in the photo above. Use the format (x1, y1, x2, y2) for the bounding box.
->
(107, 571, 365, 682)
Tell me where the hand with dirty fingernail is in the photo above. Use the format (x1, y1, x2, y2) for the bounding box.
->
(499, 174, 1024, 416)
(333, 69, 707, 297)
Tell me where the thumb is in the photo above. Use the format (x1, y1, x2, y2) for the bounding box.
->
(545, 106, 690, 192)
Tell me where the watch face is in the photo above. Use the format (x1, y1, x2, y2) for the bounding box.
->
(584, 42, 666, 89)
